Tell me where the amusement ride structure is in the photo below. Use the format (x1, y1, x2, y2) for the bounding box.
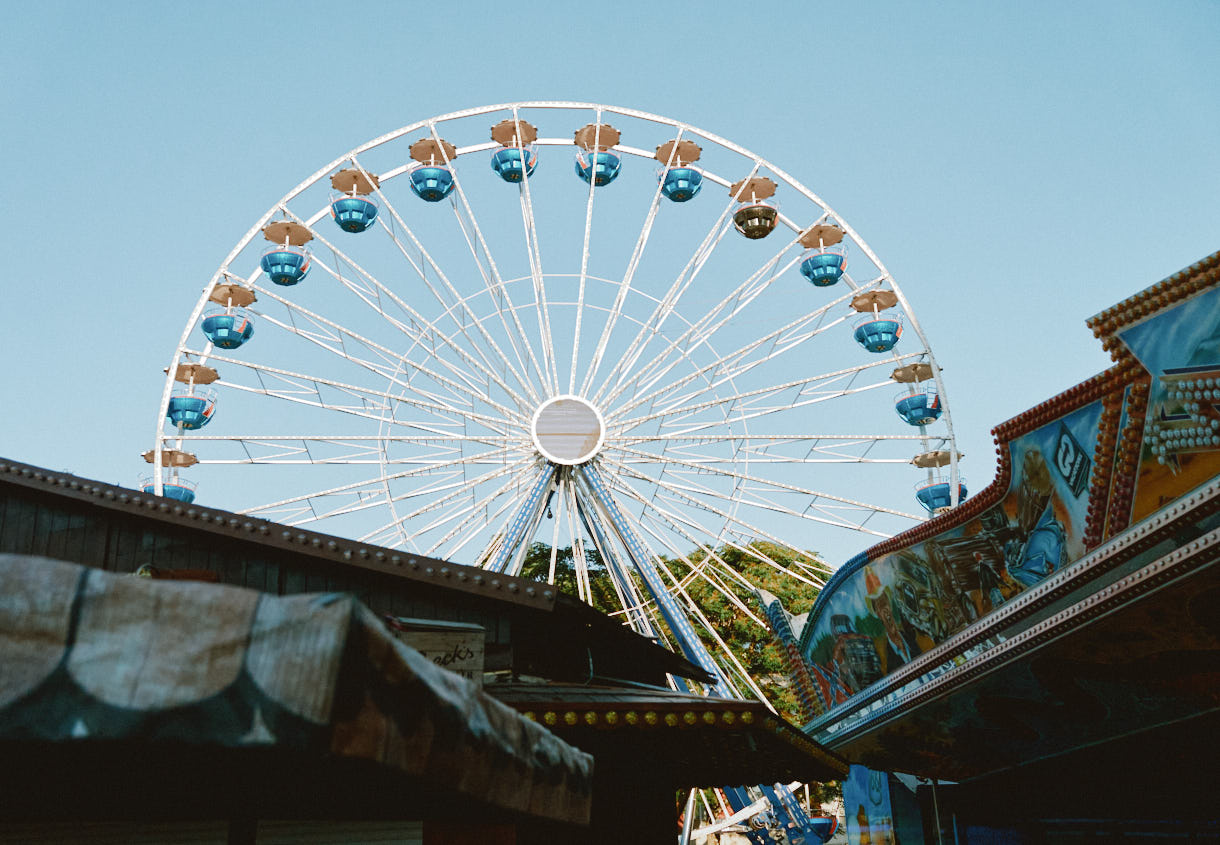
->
(148, 102, 962, 842)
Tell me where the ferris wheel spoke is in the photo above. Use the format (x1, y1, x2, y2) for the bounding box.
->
(609, 284, 866, 419)
(604, 241, 805, 410)
(570, 481, 673, 640)
(568, 112, 607, 395)
(593, 224, 734, 409)
(198, 350, 514, 435)
(628, 272, 894, 425)
(563, 477, 592, 602)
(368, 213, 541, 410)
(604, 465, 828, 590)
(593, 161, 764, 408)
(672, 587, 771, 705)
(241, 447, 520, 523)
(663, 466, 896, 541)
(442, 487, 522, 561)
(483, 461, 555, 572)
(285, 204, 539, 414)
(174, 434, 507, 465)
(608, 482, 767, 628)
(543, 475, 565, 586)
(376, 140, 549, 401)
(598, 492, 754, 700)
(574, 466, 732, 690)
(613, 443, 921, 524)
(614, 432, 932, 451)
(618, 437, 929, 465)
(384, 460, 529, 545)
(614, 354, 922, 436)
(514, 151, 562, 395)
(250, 284, 525, 424)
(607, 458, 880, 558)
(490, 464, 556, 576)
(568, 480, 630, 612)
(432, 170, 549, 401)
(273, 465, 480, 530)
(356, 456, 529, 546)
(618, 284, 865, 417)
(285, 253, 501, 405)
(347, 155, 542, 408)
(579, 484, 711, 678)
(578, 130, 675, 398)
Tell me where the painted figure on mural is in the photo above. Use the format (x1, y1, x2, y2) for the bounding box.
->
(973, 551, 1007, 612)
(864, 566, 920, 673)
(829, 613, 883, 693)
(891, 553, 952, 647)
(1004, 502, 1066, 587)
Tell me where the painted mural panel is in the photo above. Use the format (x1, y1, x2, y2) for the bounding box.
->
(1119, 285, 1220, 523)
(800, 401, 1102, 708)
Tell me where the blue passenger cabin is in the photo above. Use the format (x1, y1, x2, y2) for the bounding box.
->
(491, 147, 538, 182)
(330, 195, 379, 232)
(201, 309, 254, 350)
(166, 388, 217, 430)
(854, 315, 903, 352)
(260, 245, 311, 286)
(800, 247, 847, 287)
(895, 387, 942, 426)
(659, 167, 702, 202)
(915, 477, 967, 513)
(409, 165, 456, 202)
(575, 151, 622, 186)
(140, 476, 197, 504)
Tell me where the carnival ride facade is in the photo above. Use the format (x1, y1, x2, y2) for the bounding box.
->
(148, 102, 962, 843)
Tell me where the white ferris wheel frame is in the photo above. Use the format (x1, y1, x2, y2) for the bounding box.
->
(153, 100, 962, 658)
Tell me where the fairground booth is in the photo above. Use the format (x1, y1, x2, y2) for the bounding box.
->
(765, 250, 1220, 843)
(0, 458, 845, 845)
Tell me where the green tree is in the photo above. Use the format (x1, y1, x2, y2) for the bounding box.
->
(664, 541, 826, 724)
(518, 542, 619, 613)
(518, 539, 828, 725)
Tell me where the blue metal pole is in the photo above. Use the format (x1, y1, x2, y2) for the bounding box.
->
(485, 464, 555, 573)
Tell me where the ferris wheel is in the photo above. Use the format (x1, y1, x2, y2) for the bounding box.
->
(149, 101, 962, 700)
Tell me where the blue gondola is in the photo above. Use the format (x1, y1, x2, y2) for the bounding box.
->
(201, 308, 254, 350)
(491, 147, 538, 182)
(799, 246, 847, 287)
(894, 387, 942, 426)
(854, 314, 903, 352)
(330, 195, 379, 232)
(409, 165, 456, 201)
(658, 167, 702, 202)
(915, 477, 967, 513)
(166, 387, 217, 430)
(140, 475, 197, 504)
(260, 244, 311, 286)
(575, 150, 622, 186)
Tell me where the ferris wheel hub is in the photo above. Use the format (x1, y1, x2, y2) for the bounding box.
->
(530, 395, 606, 466)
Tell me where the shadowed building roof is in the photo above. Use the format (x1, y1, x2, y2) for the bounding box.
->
(0, 554, 593, 826)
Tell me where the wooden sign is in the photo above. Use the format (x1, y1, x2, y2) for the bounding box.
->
(385, 616, 485, 687)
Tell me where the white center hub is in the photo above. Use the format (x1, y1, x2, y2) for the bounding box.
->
(531, 395, 605, 465)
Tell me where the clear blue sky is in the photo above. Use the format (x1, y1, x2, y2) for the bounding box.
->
(1, 1, 1216, 565)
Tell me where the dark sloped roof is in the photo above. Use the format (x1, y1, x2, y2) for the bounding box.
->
(0, 554, 593, 824)
(489, 681, 848, 786)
